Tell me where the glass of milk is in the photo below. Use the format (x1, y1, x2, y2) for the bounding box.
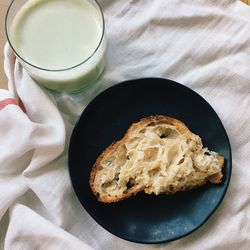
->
(5, 0, 106, 92)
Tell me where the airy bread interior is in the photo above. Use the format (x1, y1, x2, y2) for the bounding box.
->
(90, 116, 224, 203)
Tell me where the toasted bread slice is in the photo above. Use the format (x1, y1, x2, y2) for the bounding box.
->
(90, 116, 224, 203)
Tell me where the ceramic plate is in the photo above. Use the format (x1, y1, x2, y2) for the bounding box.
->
(68, 78, 231, 243)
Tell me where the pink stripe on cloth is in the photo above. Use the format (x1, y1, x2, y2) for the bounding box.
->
(0, 98, 19, 111)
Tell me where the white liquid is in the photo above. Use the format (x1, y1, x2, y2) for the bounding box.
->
(9, 0, 106, 92)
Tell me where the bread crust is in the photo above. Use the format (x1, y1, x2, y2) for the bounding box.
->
(89, 115, 224, 203)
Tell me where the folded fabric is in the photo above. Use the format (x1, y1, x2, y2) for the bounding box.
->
(1, 0, 250, 249)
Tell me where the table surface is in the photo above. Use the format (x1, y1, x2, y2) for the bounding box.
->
(0, 0, 249, 90)
(0, 1, 8, 89)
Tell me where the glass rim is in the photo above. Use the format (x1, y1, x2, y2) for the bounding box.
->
(5, 0, 106, 72)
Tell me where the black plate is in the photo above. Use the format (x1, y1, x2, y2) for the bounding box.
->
(68, 78, 231, 244)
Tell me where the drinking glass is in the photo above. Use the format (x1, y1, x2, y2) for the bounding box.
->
(5, 0, 106, 92)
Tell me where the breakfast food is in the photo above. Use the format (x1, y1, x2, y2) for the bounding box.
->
(90, 115, 224, 203)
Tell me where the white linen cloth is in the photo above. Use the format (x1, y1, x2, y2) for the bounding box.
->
(0, 0, 250, 249)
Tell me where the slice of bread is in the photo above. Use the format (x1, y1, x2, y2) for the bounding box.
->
(90, 115, 224, 203)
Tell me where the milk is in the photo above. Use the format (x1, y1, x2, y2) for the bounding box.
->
(9, 0, 106, 92)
